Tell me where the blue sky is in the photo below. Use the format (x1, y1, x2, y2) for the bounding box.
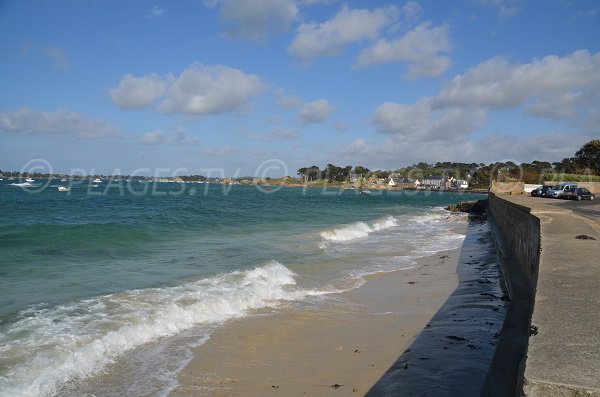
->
(1, 0, 599, 177)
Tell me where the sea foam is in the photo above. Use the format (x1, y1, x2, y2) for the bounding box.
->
(319, 215, 398, 244)
(0, 261, 311, 397)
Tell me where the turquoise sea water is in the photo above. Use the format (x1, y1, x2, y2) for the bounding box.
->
(0, 179, 486, 397)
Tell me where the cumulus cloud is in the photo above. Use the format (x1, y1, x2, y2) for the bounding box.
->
(471, 0, 525, 18)
(146, 5, 167, 19)
(203, 145, 235, 156)
(267, 127, 299, 140)
(473, 131, 593, 163)
(140, 130, 167, 145)
(356, 21, 452, 78)
(299, 99, 335, 125)
(339, 128, 594, 170)
(208, 0, 298, 41)
(140, 129, 200, 145)
(399, 1, 423, 25)
(0, 107, 121, 139)
(110, 73, 170, 109)
(277, 93, 304, 109)
(339, 137, 472, 168)
(362, 50, 600, 167)
(110, 63, 265, 116)
(372, 99, 486, 142)
(160, 63, 265, 115)
(288, 5, 399, 65)
(42, 46, 70, 70)
(434, 50, 600, 120)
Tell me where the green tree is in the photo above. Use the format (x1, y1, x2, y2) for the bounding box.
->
(371, 170, 390, 179)
(575, 139, 600, 175)
(353, 166, 370, 177)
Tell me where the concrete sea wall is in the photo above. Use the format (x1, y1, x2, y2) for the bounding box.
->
(488, 195, 540, 290)
(485, 193, 600, 396)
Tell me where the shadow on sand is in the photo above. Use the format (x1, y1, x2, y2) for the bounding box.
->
(366, 216, 510, 397)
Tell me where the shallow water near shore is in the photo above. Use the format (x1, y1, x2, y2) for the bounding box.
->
(0, 180, 486, 397)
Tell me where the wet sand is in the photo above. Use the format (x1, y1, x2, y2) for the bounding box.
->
(170, 220, 506, 397)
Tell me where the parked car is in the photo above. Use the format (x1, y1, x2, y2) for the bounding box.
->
(531, 185, 553, 197)
(547, 183, 578, 198)
(561, 187, 595, 201)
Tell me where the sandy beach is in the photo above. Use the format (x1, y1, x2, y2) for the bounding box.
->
(170, 219, 507, 397)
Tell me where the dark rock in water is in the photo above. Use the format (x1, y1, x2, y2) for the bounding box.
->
(445, 335, 469, 342)
(529, 325, 539, 336)
(575, 234, 596, 240)
(445, 199, 488, 214)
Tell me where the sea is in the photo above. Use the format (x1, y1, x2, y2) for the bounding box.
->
(0, 179, 486, 397)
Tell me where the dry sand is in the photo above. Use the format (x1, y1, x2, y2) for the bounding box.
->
(170, 221, 506, 396)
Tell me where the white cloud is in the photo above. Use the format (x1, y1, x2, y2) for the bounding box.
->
(337, 128, 595, 170)
(372, 99, 486, 142)
(474, 131, 596, 163)
(42, 46, 70, 71)
(434, 50, 600, 120)
(140, 130, 167, 145)
(277, 93, 304, 109)
(399, 1, 423, 25)
(0, 107, 121, 139)
(337, 137, 484, 170)
(209, 0, 298, 41)
(299, 99, 335, 125)
(288, 5, 399, 65)
(146, 5, 167, 19)
(301, 0, 339, 5)
(356, 21, 452, 78)
(160, 63, 265, 115)
(172, 130, 200, 145)
(267, 127, 299, 140)
(203, 145, 235, 156)
(110, 63, 265, 116)
(471, 0, 525, 18)
(140, 129, 200, 145)
(110, 73, 170, 109)
(362, 49, 600, 167)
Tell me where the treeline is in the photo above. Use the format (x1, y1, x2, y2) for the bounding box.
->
(297, 164, 377, 182)
(297, 140, 600, 188)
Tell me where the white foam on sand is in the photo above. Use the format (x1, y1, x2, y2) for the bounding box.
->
(0, 261, 320, 397)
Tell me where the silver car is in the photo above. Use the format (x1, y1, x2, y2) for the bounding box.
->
(547, 183, 578, 198)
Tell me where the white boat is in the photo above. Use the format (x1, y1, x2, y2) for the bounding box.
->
(58, 186, 69, 192)
(92, 178, 102, 183)
(25, 178, 34, 183)
(61, 178, 67, 182)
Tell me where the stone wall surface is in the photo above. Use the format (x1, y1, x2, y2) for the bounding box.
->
(486, 194, 600, 397)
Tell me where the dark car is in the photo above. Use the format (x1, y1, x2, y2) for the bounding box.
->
(562, 187, 595, 201)
(531, 185, 553, 197)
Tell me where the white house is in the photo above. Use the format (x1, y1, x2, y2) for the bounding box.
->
(388, 176, 417, 187)
(455, 179, 469, 189)
(421, 176, 448, 189)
